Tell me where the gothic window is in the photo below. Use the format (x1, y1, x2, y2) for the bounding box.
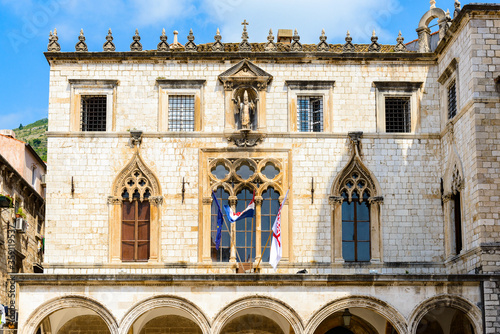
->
(168, 95, 195, 131)
(447, 80, 457, 119)
(450, 167, 463, 255)
(81, 95, 107, 131)
(330, 140, 382, 264)
(298, 96, 323, 132)
(109, 152, 162, 263)
(206, 157, 285, 264)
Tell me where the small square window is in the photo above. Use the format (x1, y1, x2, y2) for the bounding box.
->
(81, 95, 107, 131)
(297, 96, 323, 132)
(385, 97, 411, 133)
(168, 95, 195, 131)
(448, 80, 457, 119)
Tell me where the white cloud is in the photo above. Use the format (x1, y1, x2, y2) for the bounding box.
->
(200, 0, 405, 44)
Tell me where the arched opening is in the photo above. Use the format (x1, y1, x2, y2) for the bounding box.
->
(416, 307, 474, 334)
(35, 308, 111, 334)
(313, 308, 397, 334)
(129, 307, 205, 334)
(219, 308, 294, 334)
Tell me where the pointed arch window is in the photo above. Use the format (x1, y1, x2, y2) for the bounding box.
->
(330, 137, 383, 264)
(444, 165, 464, 257)
(108, 151, 162, 264)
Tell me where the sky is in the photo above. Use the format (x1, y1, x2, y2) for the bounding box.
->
(0, 0, 497, 130)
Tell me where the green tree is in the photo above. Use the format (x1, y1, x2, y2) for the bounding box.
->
(19, 123, 23, 130)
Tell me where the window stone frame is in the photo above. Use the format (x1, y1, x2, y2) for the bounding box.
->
(157, 79, 205, 132)
(374, 81, 422, 133)
(438, 58, 459, 127)
(68, 79, 118, 132)
(285, 80, 335, 132)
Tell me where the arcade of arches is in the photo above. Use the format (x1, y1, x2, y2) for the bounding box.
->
(31, 296, 479, 334)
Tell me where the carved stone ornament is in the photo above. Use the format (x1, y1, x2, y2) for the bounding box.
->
(343, 31, 355, 52)
(290, 29, 302, 52)
(112, 148, 161, 201)
(331, 132, 381, 203)
(130, 29, 143, 51)
(394, 31, 407, 52)
(47, 29, 61, 52)
(185, 29, 197, 52)
(212, 28, 224, 52)
(451, 166, 464, 194)
(75, 29, 88, 52)
(107, 196, 121, 205)
(368, 30, 381, 52)
(265, 29, 277, 52)
(454, 0, 461, 18)
(157, 28, 169, 51)
(317, 29, 329, 52)
(218, 59, 273, 91)
(239, 20, 251, 52)
(103, 28, 116, 52)
(329, 195, 343, 206)
(129, 129, 143, 148)
(149, 196, 164, 206)
(226, 129, 267, 147)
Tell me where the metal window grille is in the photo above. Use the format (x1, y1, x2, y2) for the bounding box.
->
(448, 81, 457, 119)
(81, 95, 107, 131)
(298, 96, 323, 132)
(385, 97, 411, 133)
(169, 95, 195, 131)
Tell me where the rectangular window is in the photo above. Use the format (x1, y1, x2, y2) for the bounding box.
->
(385, 97, 411, 133)
(122, 200, 150, 262)
(342, 199, 371, 262)
(81, 95, 107, 131)
(298, 96, 323, 132)
(448, 80, 457, 119)
(168, 95, 195, 131)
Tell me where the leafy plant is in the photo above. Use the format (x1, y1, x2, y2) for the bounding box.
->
(16, 207, 27, 219)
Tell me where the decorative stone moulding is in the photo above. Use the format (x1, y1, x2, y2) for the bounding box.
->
(368, 30, 381, 52)
(265, 29, 277, 52)
(47, 28, 61, 52)
(130, 29, 143, 51)
(343, 31, 355, 52)
(185, 29, 197, 52)
(157, 28, 169, 51)
(212, 28, 224, 52)
(75, 29, 88, 52)
(225, 129, 267, 147)
(317, 29, 329, 52)
(103, 28, 115, 52)
(290, 29, 302, 52)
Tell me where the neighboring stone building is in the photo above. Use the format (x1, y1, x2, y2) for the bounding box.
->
(0, 132, 46, 330)
(17, 2, 500, 334)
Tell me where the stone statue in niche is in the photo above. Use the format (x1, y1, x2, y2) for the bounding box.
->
(235, 89, 256, 130)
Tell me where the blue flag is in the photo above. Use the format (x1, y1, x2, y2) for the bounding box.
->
(212, 191, 224, 250)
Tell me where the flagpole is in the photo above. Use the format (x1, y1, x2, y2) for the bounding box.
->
(255, 228, 272, 271)
(213, 192, 244, 265)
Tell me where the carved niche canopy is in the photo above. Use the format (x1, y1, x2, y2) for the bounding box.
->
(218, 59, 273, 91)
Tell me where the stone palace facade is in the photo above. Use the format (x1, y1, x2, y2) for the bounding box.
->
(16, 2, 500, 334)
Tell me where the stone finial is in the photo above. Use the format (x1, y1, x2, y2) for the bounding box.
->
(290, 29, 302, 52)
(368, 30, 381, 52)
(103, 28, 115, 52)
(445, 9, 452, 29)
(185, 29, 197, 52)
(454, 0, 461, 18)
(394, 31, 407, 52)
(170, 30, 183, 49)
(265, 29, 277, 52)
(47, 29, 61, 52)
(130, 29, 142, 51)
(157, 28, 169, 51)
(75, 29, 88, 52)
(239, 19, 251, 52)
(317, 29, 329, 52)
(430, 0, 436, 9)
(343, 30, 355, 52)
(212, 28, 224, 52)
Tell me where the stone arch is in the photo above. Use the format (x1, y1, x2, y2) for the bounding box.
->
(22, 295, 118, 334)
(120, 295, 211, 334)
(443, 143, 464, 194)
(416, 7, 447, 52)
(212, 295, 304, 334)
(112, 149, 161, 199)
(408, 294, 482, 334)
(329, 138, 383, 263)
(305, 295, 407, 334)
(418, 8, 446, 28)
